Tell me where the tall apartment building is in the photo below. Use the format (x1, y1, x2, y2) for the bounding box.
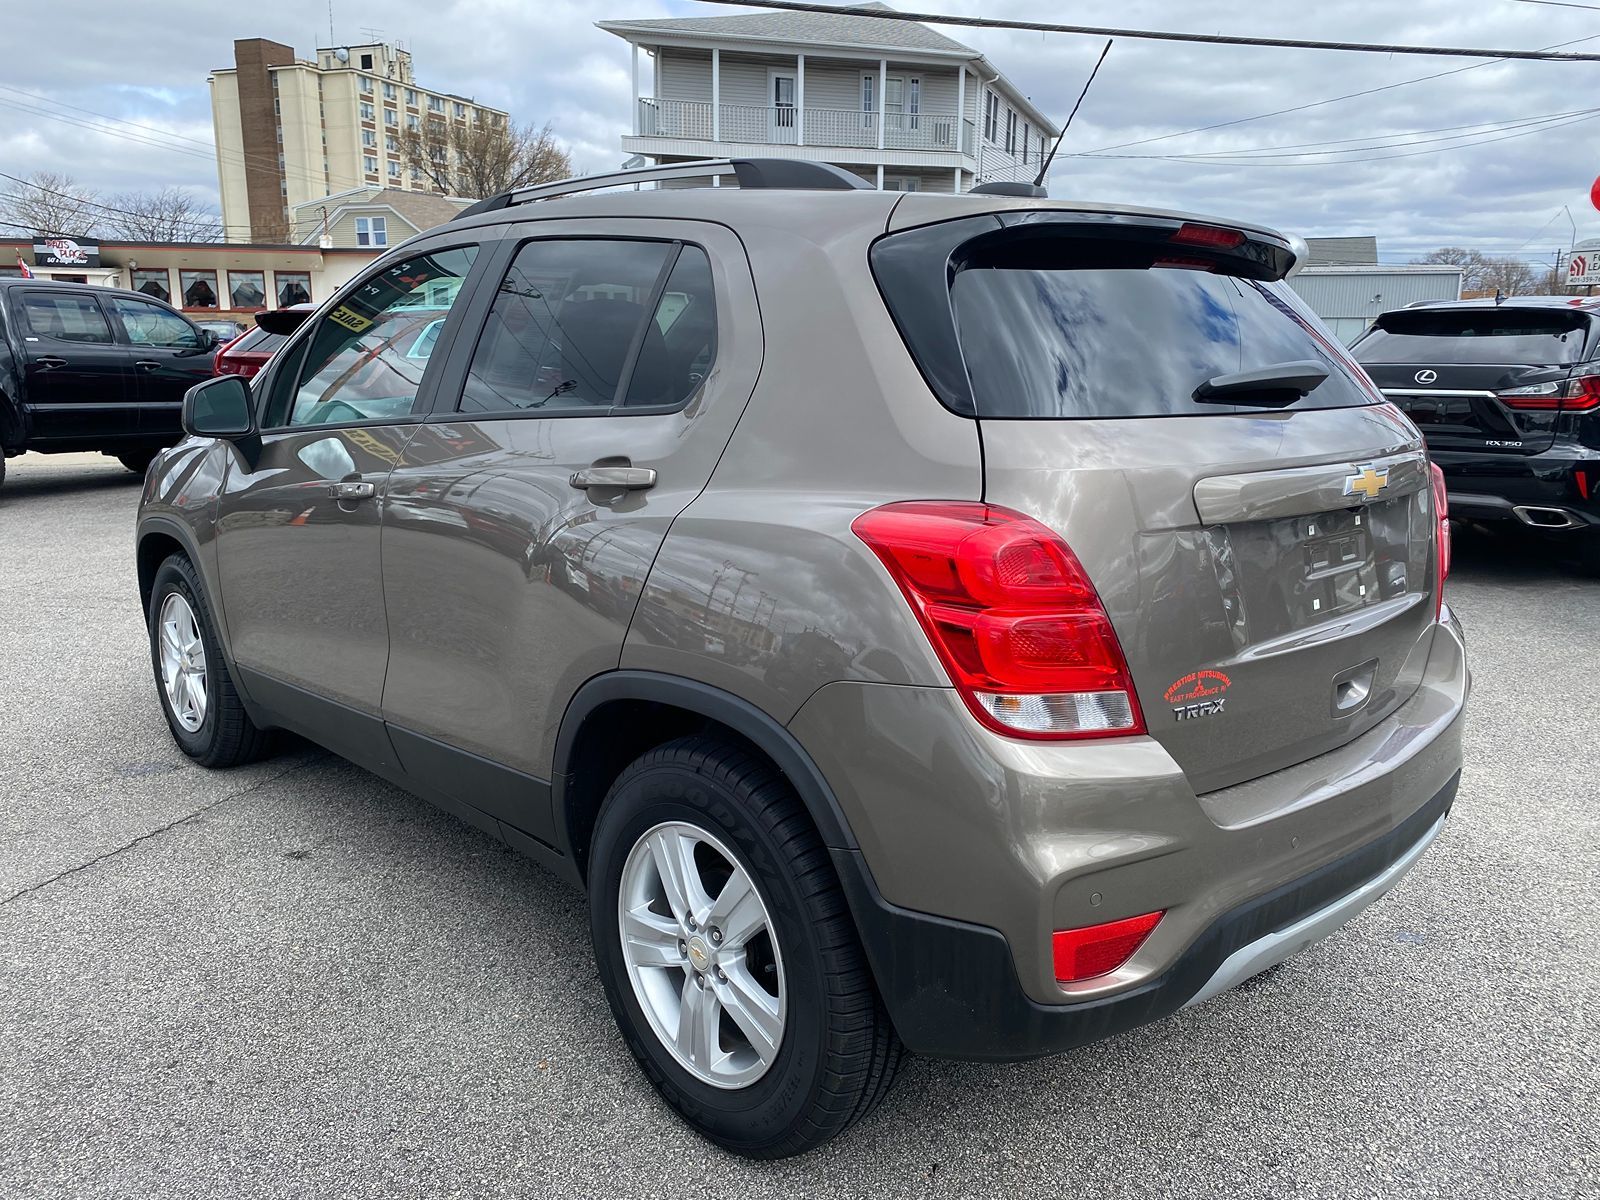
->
(209, 39, 508, 242)
(599, 2, 1058, 193)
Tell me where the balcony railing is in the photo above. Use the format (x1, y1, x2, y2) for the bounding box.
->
(637, 98, 975, 155)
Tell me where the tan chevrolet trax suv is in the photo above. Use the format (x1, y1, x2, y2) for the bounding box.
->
(136, 159, 1468, 1158)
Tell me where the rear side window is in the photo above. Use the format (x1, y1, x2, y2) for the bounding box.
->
(1354, 310, 1589, 365)
(458, 239, 715, 416)
(19, 292, 111, 344)
(951, 268, 1372, 419)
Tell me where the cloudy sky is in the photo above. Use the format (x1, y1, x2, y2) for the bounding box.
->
(2, 0, 1597, 267)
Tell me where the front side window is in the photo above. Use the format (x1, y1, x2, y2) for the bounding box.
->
(107, 297, 199, 347)
(180, 269, 219, 309)
(276, 272, 312, 306)
(131, 268, 171, 302)
(228, 271, 267, 310)
(270, 245, 478, 429)
(355, 216, 388, 247)
(458, 239, 716, 416)
(20, 292, 111, 343)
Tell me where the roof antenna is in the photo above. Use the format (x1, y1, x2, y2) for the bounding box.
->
(1034, 39, 1113, 188)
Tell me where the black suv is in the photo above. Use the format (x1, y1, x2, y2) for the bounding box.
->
(1351, 297, 1600, 568)
(0, 278, 221, 489)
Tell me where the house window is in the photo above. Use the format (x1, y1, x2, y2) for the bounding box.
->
(130, 268, 172, 302)
(179, 270, 219, 309)
(362, 129, 377, 147)
(1005, 108, 1017, 155)
(360, 53, 373, 71)
(983, 91, 998, 142)
(882, 75, 921, 133)
(359, 74, 372, 94)
(382, 81, 396, 100)
(227, 271, 268, 310)
(452, 101, 466, 119)
(405, 88, 417, 106)
(884, 176, 921, 192)
(388, 161, 401, 179)
(384, 108, 397, 126)
(355, 216, 388, 247)
(275, 271, 312, 306)
(1022, 121, 1031, 163)
(364, 155, 378, 174)
(407, 113, 420, 131)
(860, 75, 875, 113)
(428, 95, 443, 112)
(360, 101, 374, 120)
(385, 133, 397, 152)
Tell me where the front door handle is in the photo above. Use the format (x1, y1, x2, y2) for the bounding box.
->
(330, 481, 376, 501)
(134, 359, 162, 371)
(569, 466, 656, 491)
(36, 356, 67, 369)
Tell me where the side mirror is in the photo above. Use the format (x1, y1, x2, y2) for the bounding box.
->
(182, 375, 257, 440)
(196, 327, 219, 350)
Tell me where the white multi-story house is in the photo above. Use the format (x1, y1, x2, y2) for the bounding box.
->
(598, 3, 1058, 193)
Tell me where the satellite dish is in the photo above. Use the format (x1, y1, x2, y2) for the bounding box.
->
(334, 47, 349, 63)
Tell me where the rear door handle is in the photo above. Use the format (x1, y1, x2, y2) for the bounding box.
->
(331, 481, 376, 500)
(36, 356, 66, 369)
(569, 466, 656, 491)
(134, 360, 162, 371)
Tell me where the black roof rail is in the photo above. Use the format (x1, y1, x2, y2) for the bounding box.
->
(453, 157, 870, 221)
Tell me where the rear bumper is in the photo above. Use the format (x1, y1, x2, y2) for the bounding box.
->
(1435, 447, 1600, 531)
(794, 614, 1468, 1061)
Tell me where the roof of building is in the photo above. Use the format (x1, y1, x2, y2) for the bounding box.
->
(599, 2, 973, 55)
(290, 186, 475, 242)
(598, 3, 1057, 133)
(1303, 236, 1379, 266)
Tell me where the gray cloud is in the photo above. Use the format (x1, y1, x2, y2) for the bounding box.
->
(2, 0, 1595, 266)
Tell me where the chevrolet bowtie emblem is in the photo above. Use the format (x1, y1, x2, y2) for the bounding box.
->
(1343, 464, 1390, 501)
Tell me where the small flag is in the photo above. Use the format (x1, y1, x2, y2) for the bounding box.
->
(15, 252, 33, 279)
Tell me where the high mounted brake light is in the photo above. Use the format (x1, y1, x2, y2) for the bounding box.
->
(852, 502, 1145, 740)
(1170, 223, 1248, 249)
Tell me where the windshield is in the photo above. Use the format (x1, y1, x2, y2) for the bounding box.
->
(952, 268, 1374, 419)
(1354, 310, 1590, 365)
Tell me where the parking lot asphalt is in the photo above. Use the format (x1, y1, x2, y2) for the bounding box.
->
(1, 451, 1596, 1199)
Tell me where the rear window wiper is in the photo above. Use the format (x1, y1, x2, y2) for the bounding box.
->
(1193, 359, 1329, 407)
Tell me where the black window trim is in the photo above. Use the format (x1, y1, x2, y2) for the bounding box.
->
(431, 232, 716, 423)
(255, 238, 492, 434)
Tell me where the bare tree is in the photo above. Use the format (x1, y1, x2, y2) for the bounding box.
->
(104, 187, 222, 242)
(2, 171, 99, 237)
(1414, 247, 1541, 296)
(400, 116, 572, 198)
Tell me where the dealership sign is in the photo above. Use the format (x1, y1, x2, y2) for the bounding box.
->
(31, 235, 100, 268)
(1567, 239, 1600, 287)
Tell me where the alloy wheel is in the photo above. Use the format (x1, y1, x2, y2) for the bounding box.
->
(617, 821, 787, 1089)
(158, 592, 208, 733)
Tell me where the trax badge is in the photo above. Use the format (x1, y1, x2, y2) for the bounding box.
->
(1343, 463, 1389, 501)
(1165, 670, 1231, 722)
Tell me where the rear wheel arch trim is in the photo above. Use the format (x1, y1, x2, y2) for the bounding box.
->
(551, 671, 861, 880)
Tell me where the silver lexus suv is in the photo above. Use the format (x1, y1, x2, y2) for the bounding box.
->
(136, 159, 1468, 1158)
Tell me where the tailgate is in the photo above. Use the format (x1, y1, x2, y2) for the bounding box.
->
(982, 407, 1438, 794)
(1363, 361, 1563, 455)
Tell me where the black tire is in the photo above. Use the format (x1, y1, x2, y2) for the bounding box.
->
(147, 553, 272, 768)
(116, 449, 157, 475)
(589, 736, 902, 1159)
(1574, 531, 1600, 577)
(0, 454, 6, 491)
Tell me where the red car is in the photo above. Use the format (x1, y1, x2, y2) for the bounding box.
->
(213, 305, 313, 379)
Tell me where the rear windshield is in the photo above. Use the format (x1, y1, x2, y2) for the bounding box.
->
(1354, 310, 1589, 365)
(952, 268, 1373, 419)
(233, 326, 288, 354)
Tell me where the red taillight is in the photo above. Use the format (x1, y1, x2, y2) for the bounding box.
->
(1053, 911, 1164, 983)
(852, 502, 1145, 740)
(1498, 375, 1600, 410)
(1170, 222, 1246, 249)
(1430, 462, 1450, 620)
(1577, 469, 1591, 500)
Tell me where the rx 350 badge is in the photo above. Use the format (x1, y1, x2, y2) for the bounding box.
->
(1164, 669, 1231, 722)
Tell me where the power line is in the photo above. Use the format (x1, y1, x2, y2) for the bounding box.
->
(0, 173, 229, 237)
(1079, 32, 1600, 154)
(1075, 107, 1600, 167)
(688, 0, 1600, 60)
(1507, 0, 1600, 10)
